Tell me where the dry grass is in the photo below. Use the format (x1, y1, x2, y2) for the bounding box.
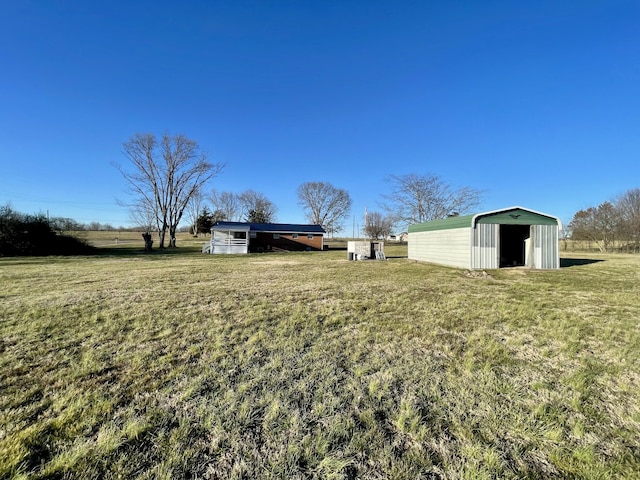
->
(1, 245, 639, 479)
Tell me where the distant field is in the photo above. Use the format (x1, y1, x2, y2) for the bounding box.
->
(78, 231, 203, 248)
(73, 229, 640, 254)
(1, 246, 639, 478)
(78, 230, 395, 251)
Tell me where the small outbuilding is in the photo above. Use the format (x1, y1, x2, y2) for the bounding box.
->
(408, 206, 562, 269)
(206, 221, 325, 254)
(347, 241, 385, 260)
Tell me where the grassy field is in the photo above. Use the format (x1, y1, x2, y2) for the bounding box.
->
(1, 242, 639, 479)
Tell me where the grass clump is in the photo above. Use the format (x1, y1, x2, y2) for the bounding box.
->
(1, 247, 639, 478)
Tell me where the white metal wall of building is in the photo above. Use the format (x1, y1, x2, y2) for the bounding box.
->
(409, 207, 561, 270)
(470, 224, 560, 269)
(471, 223, 499, 269)
(408, 227, 471, 268)
(532, 224, 560, 269)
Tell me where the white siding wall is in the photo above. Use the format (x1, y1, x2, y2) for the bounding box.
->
(211, 244, 248, 254)
(210, 230, 249, 254)
(408, 227, 471, 268)
(471, 223, 499, 269)
(533, 224, 559, 269)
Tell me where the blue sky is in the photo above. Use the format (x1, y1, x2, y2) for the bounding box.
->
(1, 1, 639, 232)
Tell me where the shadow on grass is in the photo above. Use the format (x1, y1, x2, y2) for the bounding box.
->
(560, 258, 605, 268)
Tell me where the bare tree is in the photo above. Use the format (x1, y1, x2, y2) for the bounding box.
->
(186, 191, 204, 237)
(238, 190, 277, 223)
(615, 188, 640, 250)
(569, 202, 621, 252)
(129, 198, 157, 235)
(297, 181, 352, 234)
(114, 132, 224, 248)
(210, 190, 241, 221)
(363, 211, 393, 239)
(381, 173, 482, 228)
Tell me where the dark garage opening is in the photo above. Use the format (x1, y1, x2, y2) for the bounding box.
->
(500, 224, 530, 267)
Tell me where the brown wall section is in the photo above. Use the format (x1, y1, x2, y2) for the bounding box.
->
(250, 232, 323, 252)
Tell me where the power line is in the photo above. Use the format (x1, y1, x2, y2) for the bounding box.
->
(2, 193, 119, 208)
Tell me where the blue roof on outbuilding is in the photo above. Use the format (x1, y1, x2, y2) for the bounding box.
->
(212, 222, 325, 234)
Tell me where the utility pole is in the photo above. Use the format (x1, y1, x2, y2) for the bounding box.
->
(363, 207, 367, 240)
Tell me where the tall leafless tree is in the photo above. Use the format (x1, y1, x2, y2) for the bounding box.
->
(115, 132, 224, 248)
(616, 188, 640, 249)
(129, 198, 157, 235)
(381, 173, 482, 227)
(297, 181, 352, 234)
(363, 211, 393, 239)
(238, 190, 277, 223)
(569, 202, 621, 252)
(210, 190, 242, 221)
(186, 190, 204, 237)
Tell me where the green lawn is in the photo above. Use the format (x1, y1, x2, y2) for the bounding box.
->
(1, 245, 639, 479)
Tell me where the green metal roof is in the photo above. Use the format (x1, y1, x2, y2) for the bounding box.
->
(408, 206, 560, 233)
(408, 214, 474, 233)
(475, 208, 558, 226)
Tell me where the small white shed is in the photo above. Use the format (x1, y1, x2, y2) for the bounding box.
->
(347, 241, 385, 260)
(408, 206, 561, 269)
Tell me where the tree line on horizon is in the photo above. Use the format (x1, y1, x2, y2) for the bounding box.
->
(567, 188, 640, 253)
(5, 131, 637, 255)
(191, 173, 484, 240)
(191, 182, 353, 239)
(111, 131, 640, 251)
(112, 132, 485, 248)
